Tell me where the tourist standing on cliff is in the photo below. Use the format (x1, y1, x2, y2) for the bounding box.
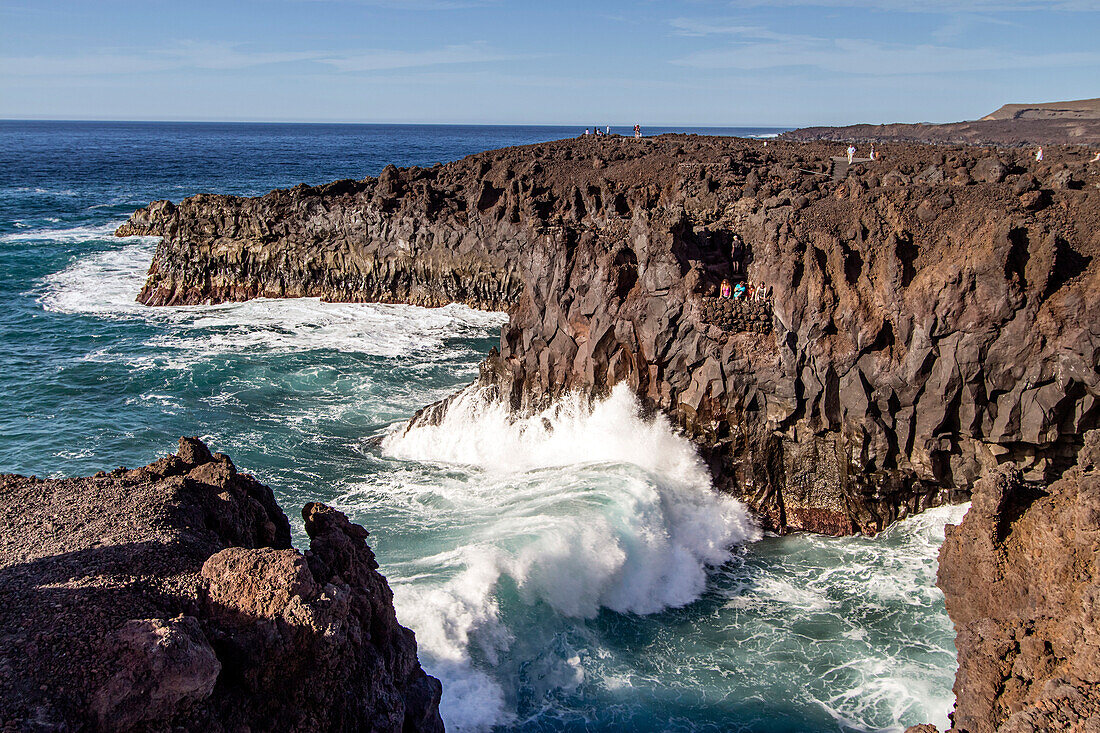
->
(634, 124, 641, 138)
(1036, 147, 1043, 162)
(847, 145, 856, 164)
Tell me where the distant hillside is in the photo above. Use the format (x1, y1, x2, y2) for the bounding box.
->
(982, 97, 1100, 121)
(782, 98, 1100, 147)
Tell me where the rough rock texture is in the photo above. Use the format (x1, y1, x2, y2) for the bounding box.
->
(906, 429, 1100, 732)
(118, 136, 1100, 535)
(0, 437, 442, 732)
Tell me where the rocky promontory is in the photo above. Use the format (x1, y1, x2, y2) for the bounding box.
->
(0, 438, 443, 732)
(118, 135, 1100, 535)
(906, 429, 1100, 732)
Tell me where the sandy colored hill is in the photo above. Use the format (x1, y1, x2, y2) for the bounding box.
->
(982, 97, 1100, 121)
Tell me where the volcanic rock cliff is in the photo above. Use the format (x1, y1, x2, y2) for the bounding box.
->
(906, 429, 1100, 732)
(117, 135, 1100, 535)
(0, 437, 443, 732)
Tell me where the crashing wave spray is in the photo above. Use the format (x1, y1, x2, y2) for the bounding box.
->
(378, 384, 759, 730)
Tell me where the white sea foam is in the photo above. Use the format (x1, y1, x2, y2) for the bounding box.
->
(1, 222, 120, 244)
(378, 384, 759, 731)
(38, 238, 157, 315)
(807, 503, 969, 732)
(37, 239, 508, 361)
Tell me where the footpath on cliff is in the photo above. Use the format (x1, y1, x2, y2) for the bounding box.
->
(0, 437, 444, 732)
(117, 133, 1100, 537)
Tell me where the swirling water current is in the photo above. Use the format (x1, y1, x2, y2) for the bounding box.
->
(0, 121, 963, 732)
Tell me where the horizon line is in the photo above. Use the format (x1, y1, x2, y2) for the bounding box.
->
(0, 116, 796, 129)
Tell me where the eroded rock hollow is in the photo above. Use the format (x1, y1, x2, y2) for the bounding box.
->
(117, 136, 1100, 534)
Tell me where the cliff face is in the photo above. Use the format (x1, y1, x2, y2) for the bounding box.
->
(0, 438, 443, 732)
(916, 429, 1100, 732)
(118, 136, 1100, 535)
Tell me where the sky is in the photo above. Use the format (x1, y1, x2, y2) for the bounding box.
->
(1, 0, 1098, 126)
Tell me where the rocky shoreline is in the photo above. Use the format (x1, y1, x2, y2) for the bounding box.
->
(0, 438, 443, 732)
(118, 134, 1100, 536)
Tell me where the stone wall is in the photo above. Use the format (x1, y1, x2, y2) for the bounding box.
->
(700, 296, 773, 334)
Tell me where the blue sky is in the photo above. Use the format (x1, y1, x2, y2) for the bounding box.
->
(1, 0, 1097, 126)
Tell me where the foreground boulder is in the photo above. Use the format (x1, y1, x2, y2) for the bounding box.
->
(909, 429, 1100, 731)
(0, 437, 443, 732)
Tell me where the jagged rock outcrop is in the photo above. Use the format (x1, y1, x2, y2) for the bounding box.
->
(0, 437, 443, 732)
(118, 136, 1100, 534)
(905, 429, 1100, 732)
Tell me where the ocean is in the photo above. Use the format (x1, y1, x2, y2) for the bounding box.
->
(0, 120, 963, 732)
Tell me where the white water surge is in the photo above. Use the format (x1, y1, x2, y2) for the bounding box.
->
(36, 237, 508, 362)
(377, 385, 760, 730)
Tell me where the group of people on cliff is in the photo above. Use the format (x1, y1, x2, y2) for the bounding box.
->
(719, 278, 769, 302)
(582, 125, 643, 138)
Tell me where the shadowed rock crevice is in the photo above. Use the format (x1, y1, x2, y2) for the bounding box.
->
(118, 135, 1100, 535)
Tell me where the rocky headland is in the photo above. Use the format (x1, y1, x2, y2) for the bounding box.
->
(906, 428, 1100, 732)
(0, 437, 443, 732)
(118, 134, 1100, 537)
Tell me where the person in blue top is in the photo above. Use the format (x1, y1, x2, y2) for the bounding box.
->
(733, 282, 746, 299)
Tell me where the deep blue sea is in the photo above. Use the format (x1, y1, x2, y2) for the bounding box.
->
(0, 120, 962, 733)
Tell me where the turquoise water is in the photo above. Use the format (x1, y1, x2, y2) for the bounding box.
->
(1, 121, 961, 732)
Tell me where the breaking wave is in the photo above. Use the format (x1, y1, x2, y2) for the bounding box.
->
(376, 385, 759, 730)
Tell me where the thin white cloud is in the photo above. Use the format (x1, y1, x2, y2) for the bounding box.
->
(0, 41, 521, 77)
(670, 22, 1100, 74)
(323, 43, 519, 72)
(725, 0, 1100, 10)
(290, 0, 498, 7)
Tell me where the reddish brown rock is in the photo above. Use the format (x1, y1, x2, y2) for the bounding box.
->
(0, 438, 442, 732)
(933, 429, 1100, 732)
(118, 136, 1100, 535)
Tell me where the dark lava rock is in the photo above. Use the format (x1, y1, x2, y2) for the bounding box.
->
(0, 438, 442, 732)
(973, 156, 1007, 184)
(117, 135, 1100, 536)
